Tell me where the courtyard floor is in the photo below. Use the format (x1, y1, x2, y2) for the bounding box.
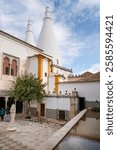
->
(0, 118, 62, 150)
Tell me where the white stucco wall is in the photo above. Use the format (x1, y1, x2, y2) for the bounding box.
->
(48, 74, 55, 93)
(28, 57, 38, 78)
(0, 35, 39, 59)
(0, 33, 40, 92)
(58, 82, 100, 102)
(0, 80, 14, 90)
(43, 97, 70, 111)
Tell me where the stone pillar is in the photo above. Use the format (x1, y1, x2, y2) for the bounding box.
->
(70, 97, 76, 119)
(5, 96, 9, 109)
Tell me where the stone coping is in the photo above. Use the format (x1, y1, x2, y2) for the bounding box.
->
(38, 109, 87, 150)
(43, 95, 78, 98)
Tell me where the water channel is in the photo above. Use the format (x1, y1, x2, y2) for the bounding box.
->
(56, 109, 100, 150)
(57, 135, 99, 150)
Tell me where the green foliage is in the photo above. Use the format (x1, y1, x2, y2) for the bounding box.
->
(10, 73, 44, 103)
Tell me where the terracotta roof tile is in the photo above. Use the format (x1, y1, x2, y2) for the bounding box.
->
(60, 71, 100, 83)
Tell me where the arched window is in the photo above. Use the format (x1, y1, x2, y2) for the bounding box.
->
(3, 57, 10, 75)
(11, 59, 17, 76)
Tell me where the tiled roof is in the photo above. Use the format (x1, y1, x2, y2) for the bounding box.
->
(60, 71, 100, 83)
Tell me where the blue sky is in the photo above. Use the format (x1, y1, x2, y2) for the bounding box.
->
(0, 0, 100, 74)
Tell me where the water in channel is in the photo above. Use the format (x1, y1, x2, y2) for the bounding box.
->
(57, 135, 99, 150)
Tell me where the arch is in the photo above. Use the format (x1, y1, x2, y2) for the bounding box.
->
(11, 59, 17, 76)
(3, 57, 10, 75)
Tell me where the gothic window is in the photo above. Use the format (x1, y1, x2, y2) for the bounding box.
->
(11, 59, 17, 76)
(3, 57, 10, 75)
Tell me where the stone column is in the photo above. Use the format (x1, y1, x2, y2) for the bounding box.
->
(70, 96, 76, 119)
(5, 96, 9, 109)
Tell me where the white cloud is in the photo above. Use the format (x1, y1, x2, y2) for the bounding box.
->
(71, 0, 100, 22)
(78, 0, 100, 8)
(54, 22, 86, 65)
(0, 0, 100, 73)
(80, 63, 100, 74)
(87, 63, 100, 73)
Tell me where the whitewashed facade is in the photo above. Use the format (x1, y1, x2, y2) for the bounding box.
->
(58, 81, 100, 102)
(0, 31, 41, 94)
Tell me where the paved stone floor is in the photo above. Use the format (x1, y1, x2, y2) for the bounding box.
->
(0, 119, 62, 150)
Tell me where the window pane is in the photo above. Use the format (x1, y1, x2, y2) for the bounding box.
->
(11, 68, 14, 75)
(5, 67, 9, 75)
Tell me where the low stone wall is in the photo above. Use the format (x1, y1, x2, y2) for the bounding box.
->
(46, 109, 70, 121)
(85, 101, 100, 109)
(66, 111, 70, 121)
(85, 109, 100, 119)
(46, 109, 58, 119)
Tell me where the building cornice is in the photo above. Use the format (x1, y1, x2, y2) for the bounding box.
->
(3, 52, 20, 60)
(28, 53, 52, 61)
(59, 80, 100, 84)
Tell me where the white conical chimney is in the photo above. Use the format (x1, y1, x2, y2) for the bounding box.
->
(37, 7, 60, 63)
(25, 20, 35, 46)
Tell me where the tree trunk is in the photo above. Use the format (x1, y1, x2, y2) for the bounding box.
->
(28, 101, 31, 117)
(37, 103, 41, 122)
(22, 101, 26, 118)
(22, 101, 31, 119)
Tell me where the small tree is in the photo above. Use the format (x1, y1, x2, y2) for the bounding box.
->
(10, 73, 44, 118)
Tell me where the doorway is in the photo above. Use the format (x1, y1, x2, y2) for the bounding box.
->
(40, 103, 45, 116)
(79, 97, 85, 111)
(0, 97, 5, 109)
(16, 101, 23, 113)
(59, 110, 65, 120)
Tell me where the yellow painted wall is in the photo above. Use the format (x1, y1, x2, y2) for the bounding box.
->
(55, 74, 60, 94)
(48, 60, 51, 76)
(38, 55, 43, 79)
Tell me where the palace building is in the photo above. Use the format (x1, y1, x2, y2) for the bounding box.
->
(0, 7, 100, 120)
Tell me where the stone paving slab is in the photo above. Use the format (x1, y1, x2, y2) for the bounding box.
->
(0, 120, 62, 150)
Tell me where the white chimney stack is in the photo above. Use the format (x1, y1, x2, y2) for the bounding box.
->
(25, 20, 35, 46)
